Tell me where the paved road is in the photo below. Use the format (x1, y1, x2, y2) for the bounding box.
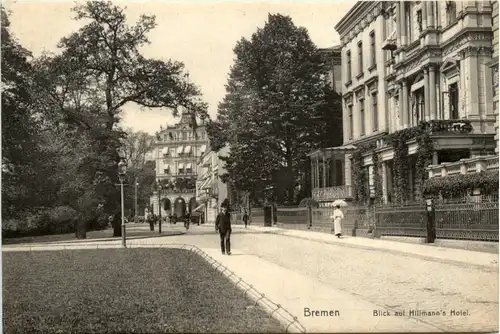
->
(135, 223, 498, 332)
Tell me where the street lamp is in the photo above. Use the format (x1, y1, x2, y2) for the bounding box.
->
(157, 180, 163, 234)
(134, 180, 139, 222)
(118, 158, 128, 248)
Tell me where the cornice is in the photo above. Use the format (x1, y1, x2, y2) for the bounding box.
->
(335, 1, 383, 46)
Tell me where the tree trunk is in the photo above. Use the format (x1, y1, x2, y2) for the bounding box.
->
(75, 218, 87, 239)
(112, 213, 122, 237)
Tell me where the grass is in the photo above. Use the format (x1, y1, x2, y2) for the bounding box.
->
(2, 223, 183, 245)
(3, 248, 283, 333)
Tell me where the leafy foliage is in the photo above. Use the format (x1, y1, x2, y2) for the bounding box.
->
(1, 8, 42, 218)
(208, 14, 342, 204)
(350, 120, 456, 204)
(2, 2, 206, 238)
(423, 170, 499, 198)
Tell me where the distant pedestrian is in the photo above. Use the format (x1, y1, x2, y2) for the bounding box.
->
(215, 204, 232, 255)
(242, 210, 249, 228)
(331, 205, 344, 238)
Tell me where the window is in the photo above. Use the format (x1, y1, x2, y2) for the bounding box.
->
(372, 92, 378, 131)
(412, 89, 425, 125)
(163, 169, 169, 174)
(348, 105, 354, 139)
(182, 132, 187, 140)
(359, 99, 365, 136)
(164, 134, 168, 141)
(335, 160, 344, 186)
(369, 31, 376, 68)
(446, 1, 457, 26)
(405, 3, 412, 42)
(346, 51, 352, 81)
(357, 42, 363, 74)
(417, 10, 423, 33)
(169, 148, 176, 157)
(449, 83, 459, 119)
(201, 131, 205, 139)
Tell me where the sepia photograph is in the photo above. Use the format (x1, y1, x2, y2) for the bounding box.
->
(1, 0, 499, 333)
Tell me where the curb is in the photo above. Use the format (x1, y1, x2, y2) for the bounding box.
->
(3, 242, 307, 333)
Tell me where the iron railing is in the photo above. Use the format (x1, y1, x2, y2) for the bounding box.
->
(273, 196, 499, 242)
(435, 201, 499, 241)
(312, 185, 353, 201)
(374, 202, 428, 238)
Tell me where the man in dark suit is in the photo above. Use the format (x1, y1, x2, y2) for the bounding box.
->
(215, 204, 232, 255)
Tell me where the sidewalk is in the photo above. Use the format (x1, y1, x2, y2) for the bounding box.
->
(202, 248, 444, 333)
(236, 224, 499, 269)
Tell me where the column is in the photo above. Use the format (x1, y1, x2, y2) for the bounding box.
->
(322, 156, 327, 188)
(426, 1, 434, 28)
(400, 1, 407, 46)
(398, 84, 404, 129)
(402, 80, 409, 128)
(310, 159, 315, 188)
(432, 151, 439, 165)
(422, 0, 428, 30)
(429, 65, 437, 119)
(424, 68, 430, 120)
(315, 156, 320, 188)
(381, 161, 388, 204)
(395, 2, 401, 47)
(466, 52, 480, 117)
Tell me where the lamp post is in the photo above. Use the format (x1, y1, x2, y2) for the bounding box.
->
(134, 180, 139, 222)
(157, 180, 163, 234)
(118, 159, 128, 248)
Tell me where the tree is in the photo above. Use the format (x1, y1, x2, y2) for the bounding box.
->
(29, 1, 208, 236)
(119, 128, 155, 217)
(208, 14, 342, 204)
(1, 7, 43, 218)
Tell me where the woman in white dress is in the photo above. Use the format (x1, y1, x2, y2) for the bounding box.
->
(332, 205, 344, 238)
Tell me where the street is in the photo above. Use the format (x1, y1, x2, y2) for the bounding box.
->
(130, 223, 498, 332)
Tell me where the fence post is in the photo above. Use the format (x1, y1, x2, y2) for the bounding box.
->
(373, 206, 380, 238)
(425, 199, 436, 243)
(307, 206, 313, 229)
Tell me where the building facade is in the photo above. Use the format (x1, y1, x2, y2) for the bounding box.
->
(149, 111, 209, 216)
(489, 0, 499, 153)
(195, 145, 230, 223)
(307, 45, 348, 205)
(312, 1, 497, 204)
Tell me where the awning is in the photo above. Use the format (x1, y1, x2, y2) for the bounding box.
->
(184, 146, 192, 154)
(193, 203, 205, 212)
(178, 163, 184, 170)
(177, 146, 184, 154)
(161, 147, 169, 155)
(186, 163, 192, 169)
(201, 177, 213, 190)
(200, 144, 207, 153)
(164, 164, 170, 170)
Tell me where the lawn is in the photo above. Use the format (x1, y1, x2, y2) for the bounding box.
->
(3, 248, 283, 333)
(2, 223, 183, 245)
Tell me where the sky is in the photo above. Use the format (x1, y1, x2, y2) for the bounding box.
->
(5, 0, 354, 135)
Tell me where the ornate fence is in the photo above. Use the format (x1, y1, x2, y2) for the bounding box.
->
(273, 198, 498, 242)
(274, 205, 373, 235)
(374, 202, 428, 238)
(434, 201, 499, 241)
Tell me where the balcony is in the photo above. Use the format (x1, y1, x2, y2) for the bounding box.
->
(312, 185, 353, 202)
(427, 155, 499, 178)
